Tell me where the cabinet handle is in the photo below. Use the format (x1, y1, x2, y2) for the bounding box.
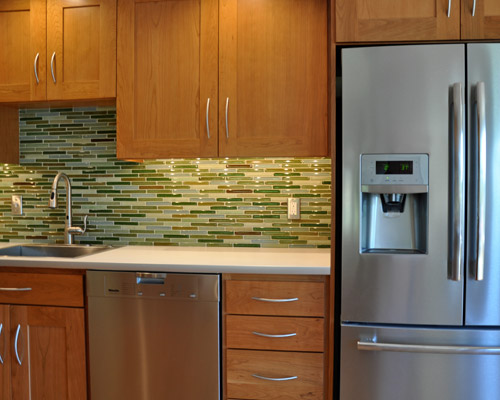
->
(50, 52, 56, 83)
(447, 0, 451, 17)
(225, 97, 230, 139)
(252, 331, 297, 338)
(251, 296, 299, 303)
(252, 374, 298, 382)
(0, 323, 3, 364)
(14, 324, 22, 365)
(206, 98, 211, 139)
(0, 287, 32, 292)
(472, 0, 476, 16)
(34, 53, 40, 84)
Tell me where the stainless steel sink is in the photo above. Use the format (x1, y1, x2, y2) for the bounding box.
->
(0, 244, 112, 258)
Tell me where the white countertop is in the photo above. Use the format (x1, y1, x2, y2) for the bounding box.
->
(0, 245, 331, 275)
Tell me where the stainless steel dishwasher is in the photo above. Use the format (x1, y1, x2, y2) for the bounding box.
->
(87, 271, 220, 400)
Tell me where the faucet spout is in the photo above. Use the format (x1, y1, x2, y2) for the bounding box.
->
(49, 172, 86, 245)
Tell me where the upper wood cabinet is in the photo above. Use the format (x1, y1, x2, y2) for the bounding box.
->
(117, 0, 328, 159)
(117, 0, 219, 159)
(336, 0, 500, 42)
(0, 0, 116, 103)
(462, 0, 500, 39)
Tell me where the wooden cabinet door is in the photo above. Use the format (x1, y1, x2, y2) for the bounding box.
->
(336, 0, 460, 42)
(0, 0, 46, 102)
(10, 306, 87, 400)
(117, 0, 218, 159)
(46, 0, 116, 100)
(0, 305, 11, 400)
(462, 0, 500, 39)
(219, 0, 328, 157)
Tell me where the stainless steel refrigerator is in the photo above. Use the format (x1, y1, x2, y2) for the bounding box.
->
(340, 44, 500, 400)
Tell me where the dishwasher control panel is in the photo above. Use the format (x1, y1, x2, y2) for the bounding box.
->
(87, 271, 219, 302)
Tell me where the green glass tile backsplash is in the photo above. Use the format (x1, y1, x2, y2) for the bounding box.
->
(0, 107, 331, 247)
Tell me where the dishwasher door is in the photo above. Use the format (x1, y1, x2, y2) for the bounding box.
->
(87, 271, 220, 400)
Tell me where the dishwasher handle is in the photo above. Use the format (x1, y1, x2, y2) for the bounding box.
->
(136, 272, 166, 285)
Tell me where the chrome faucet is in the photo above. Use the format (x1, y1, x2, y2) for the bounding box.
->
(48, 172, 87, 244)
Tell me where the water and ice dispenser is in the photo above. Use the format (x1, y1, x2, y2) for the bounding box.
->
(360, 154, 429, 254)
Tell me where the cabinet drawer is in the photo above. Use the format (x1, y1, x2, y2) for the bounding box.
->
(226, 315, 324, 352)
(0, 272, 84, 307)
(225, 280, 324, 316)
(227, 349, 324, 400)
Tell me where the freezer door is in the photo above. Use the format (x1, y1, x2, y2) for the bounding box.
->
(342, 45, 465, 325)
(466, 44, 500, 326)
(341, 324, 500, 400)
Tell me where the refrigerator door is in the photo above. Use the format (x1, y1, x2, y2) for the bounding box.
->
(341, 324, 500, 400)
(466, 43, 500, 325)
(342, 45, 465, 325)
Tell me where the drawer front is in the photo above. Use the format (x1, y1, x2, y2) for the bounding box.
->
(227, 349, 324, 400)
(0, 272, 84, 307)
(225, 280, 324, 317)
(226, 315, 324, 352)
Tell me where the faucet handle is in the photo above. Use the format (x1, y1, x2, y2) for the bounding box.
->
(67, 215, 88, 236)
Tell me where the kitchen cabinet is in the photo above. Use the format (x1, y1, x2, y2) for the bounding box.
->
(117, 0, 328, 159)
(223, 275, 328, 400)
(0, 0, 116, 103)
(0, 271, 87, 400)
(336, 0, 500, 42)
(462, 0, 500, 39)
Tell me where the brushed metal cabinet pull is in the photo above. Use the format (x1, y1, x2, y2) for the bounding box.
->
(206, 98, 211, 139)
(0, 287, 32, 292)
(0, 323, 3, 364)
(50, 52, 56, 83)
(447, 0, 451, 17)
(251, 296, 299, 303)
(14, 324, 22, 365)
(252, 331, 297, 338)
(225, 97, 230, 139)
(252, 374, 298, 382)
(34, 53, 40, 84)
(476, 82, 487, 281)
(472, 0, 477, 17)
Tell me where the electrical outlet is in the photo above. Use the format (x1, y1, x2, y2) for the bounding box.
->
(287, 198, 301, 220)
(11, 195, 23, 216)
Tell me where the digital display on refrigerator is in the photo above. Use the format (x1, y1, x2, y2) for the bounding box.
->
(376, 161, 413, 175)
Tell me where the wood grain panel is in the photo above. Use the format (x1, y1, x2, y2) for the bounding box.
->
(0, 0, 46, 102)
(47, 0, 116, 100)
(225, 280, 325, 317)
(219, 0, 327, 157)
(226, 349, 324, 399)
(226, 315, 324, 352)
(0, 305, 11, 400)
(10, 306, 87, 400)
(0, 272, 84, 307)
(336, 0, 460, 42)
(0, 106, 20, 164)
(462, 0, 500, 39)
(117, 0, 218, 159)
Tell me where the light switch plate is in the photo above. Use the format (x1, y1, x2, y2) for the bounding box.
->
(287, 198, 301, 220)
(11, 195, 23, 215)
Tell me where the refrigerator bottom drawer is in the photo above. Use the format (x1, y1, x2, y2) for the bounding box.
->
(341, 324, 500, 400)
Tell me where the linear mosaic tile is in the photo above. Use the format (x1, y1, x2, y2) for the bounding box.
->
(0, 107, 331, 248)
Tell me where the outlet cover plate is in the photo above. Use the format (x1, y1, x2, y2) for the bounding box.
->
(11, 195, 23, 215)
(287, 198, 301, 220)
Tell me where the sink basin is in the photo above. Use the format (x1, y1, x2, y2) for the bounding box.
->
(0, 244, 113, 258)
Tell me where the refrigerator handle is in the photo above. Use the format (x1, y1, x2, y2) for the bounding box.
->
(450, 83, 466, 281)
(476, 82, 487, 281)
(358, 340, 500, 355)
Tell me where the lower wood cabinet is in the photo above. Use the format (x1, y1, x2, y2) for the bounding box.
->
(223, 274, 329, 400)
(0, 270, 86, 400)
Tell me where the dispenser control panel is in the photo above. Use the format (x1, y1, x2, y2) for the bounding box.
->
(361, 154, 428, 186)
